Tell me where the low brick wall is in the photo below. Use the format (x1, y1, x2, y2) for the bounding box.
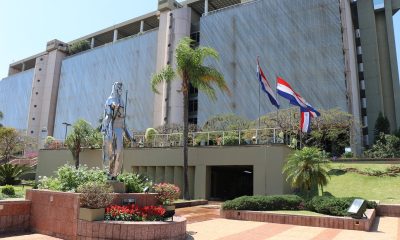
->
(26, 190, 80, 240)
(0, 200, 30, 234)
(77, 217, 187, 240)
(175, 200, 208, 208)
(220, 209, 376, 231)
(377, 204, 400, 217)
(25, 190, 162, 239)
(112, 193, 158, 207)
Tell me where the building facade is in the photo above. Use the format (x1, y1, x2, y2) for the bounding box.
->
(0, 0, 399, 152)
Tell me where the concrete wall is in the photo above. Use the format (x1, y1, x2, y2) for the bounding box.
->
(198, 0, 347, 125)
(0, 69, 34, 129)
(53, 30, 158, 139)
(37, 145, 292, 199)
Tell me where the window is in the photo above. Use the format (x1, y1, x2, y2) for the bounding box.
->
(360, 80, 365, 90)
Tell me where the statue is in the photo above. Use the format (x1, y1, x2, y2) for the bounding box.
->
(101, 82, 132, 180)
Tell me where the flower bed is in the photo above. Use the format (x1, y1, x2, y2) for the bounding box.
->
(220, 208, 376, 231)
(105, 204, 166, 221)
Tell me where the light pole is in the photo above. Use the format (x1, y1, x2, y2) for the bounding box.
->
(62, 122, 72, 143)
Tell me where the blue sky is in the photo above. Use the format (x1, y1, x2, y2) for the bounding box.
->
(0, 0, 399, 79)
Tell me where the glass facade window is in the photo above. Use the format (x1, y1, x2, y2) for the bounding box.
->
(373, 0, 384, 10)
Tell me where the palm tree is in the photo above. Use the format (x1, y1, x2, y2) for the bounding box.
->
(282, 147, 330, 198)
(0, 163, 32, 185)
(151, 37, 230, 199)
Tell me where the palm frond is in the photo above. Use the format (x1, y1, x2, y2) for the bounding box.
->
(151, 65, 176, 94)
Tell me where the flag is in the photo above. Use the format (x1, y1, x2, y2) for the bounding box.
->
(300, 110, 313, 133)
(257, 60, 280, 109)
(276, 77, 320, 116)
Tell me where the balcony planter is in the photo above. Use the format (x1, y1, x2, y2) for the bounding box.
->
(79, 207, 105, 221)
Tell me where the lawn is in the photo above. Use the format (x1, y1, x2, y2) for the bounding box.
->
(0, 185, 32, 200)
(325, 163, 400, 203)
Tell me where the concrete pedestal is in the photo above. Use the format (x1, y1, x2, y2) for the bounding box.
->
(107, 181, 126, 193)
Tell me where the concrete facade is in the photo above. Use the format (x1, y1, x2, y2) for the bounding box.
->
(36, 145, 292, 199)
(0, 0, 399, 152)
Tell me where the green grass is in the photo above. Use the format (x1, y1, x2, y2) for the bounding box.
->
(325, 163, 400, 203)
(264, 210, 326, 216)
(0, 185, 32, 200)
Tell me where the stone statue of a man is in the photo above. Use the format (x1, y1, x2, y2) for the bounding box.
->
(101, 82, 132, 179)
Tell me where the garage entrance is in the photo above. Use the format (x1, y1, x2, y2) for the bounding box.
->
(209, 165, 253, 200)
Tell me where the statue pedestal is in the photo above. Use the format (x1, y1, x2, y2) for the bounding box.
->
(107, 180, 126, 193)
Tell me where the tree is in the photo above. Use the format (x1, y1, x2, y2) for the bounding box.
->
(282, 147, 330, 198)
(0, 111, 3, 127)
(0, 127, 24, 163)
(0, 163, 32, 185)
(65, 119, 102, 169)
(374, 112, 390, 141)
(151, 37, 230, 199)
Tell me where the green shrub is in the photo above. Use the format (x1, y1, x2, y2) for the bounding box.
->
(306, 196, 377, 216)
(117, 173, 152, 193)
(38, 164, 107, 192)
(77, 182, 114, 209)
(1, 185, 15, 196)
(0, 164, 32, 185)
(68, 40, 90, 55)
(222, 195, 304, 211)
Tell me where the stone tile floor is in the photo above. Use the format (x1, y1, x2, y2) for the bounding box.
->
(1, 204, 399, 240)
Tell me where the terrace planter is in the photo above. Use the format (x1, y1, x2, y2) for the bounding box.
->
(79, 207, 105, 221)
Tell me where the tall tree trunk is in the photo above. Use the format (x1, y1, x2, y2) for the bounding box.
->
(182, 74, 190, 200)
(74, 147, 80, 169)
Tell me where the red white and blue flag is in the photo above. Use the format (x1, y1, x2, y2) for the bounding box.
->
(300, 110, 313, 133)
(276, 77, 320, 117)
(257, 60, 280, 109)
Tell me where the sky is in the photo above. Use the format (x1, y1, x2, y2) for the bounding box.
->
(0, 0, 399, 80)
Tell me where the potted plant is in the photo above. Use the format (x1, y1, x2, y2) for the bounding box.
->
(153, 183, 180, 211)
(77, 181, 114, 221)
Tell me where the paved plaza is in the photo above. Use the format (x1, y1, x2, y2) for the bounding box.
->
(1, 204, 399, 240)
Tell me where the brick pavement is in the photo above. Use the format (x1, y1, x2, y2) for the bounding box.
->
(1, 204, 400, 240)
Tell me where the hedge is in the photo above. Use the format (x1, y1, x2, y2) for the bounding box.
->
(306, 196, 377, 216)
(222, 195, 304, 211)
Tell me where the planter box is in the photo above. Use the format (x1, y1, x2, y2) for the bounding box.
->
(79, 208, 105, 221)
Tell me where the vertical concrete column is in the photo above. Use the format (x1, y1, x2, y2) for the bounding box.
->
(21, 63, 25, 72)
(90, 38, 95, 48)
(168, 7, 192, 124)
(194, 165, 206, 199)
(155, 166, 165, 183)
(113, 29, 118, 42)
(27, 40, 67, 147)
(153, 7, 191, 127)
(173, 166, 184, 198)
(164, 166, 174, 183)
(340, 0, 362, 155)
(204, 0, 209, 15)
(140, 20, 144, 33)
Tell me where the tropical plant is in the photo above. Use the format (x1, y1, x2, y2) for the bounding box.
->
(374, 112, 390, 141)
(77, 181, 114, 209)
(0, 163, 32, 185)
(0, 127, 24, 163)
(282, 147, 330, 198)
(153, 183, 180, 205)
(65, 119, 102, 169)
(151, 37, 230, 199)
(145, 128, 158, 146)
(117, 172, 152, 193)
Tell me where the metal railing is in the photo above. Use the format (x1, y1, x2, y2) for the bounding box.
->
(133, 127, 285, 148)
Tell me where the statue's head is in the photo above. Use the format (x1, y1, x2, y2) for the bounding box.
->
(111, 82, 123, 97)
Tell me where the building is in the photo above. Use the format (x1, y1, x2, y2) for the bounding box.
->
(0, 0, 399, 152)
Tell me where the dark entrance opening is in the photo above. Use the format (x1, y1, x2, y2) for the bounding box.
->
(210, 165, 253, 200)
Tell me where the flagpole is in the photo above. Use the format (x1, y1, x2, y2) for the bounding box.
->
(257, 57, 261, 133)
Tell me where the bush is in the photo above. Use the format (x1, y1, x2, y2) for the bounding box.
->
(364, 134, 400, 158)
(0, 164, 32, 185)
(68, 40, 91, 55)
(1, 185, 15, 196)
(306, 196, 377, 216)
(222, 195, 304, 211)
(38, 164, 107, 192)
(77, 182, 114, 209)
(153, 183, 180, 205)
(117, 173, 152, 193)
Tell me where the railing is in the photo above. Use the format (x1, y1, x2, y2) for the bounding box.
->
(43, 128, 288, 149)
(133, 127, 285, 148)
